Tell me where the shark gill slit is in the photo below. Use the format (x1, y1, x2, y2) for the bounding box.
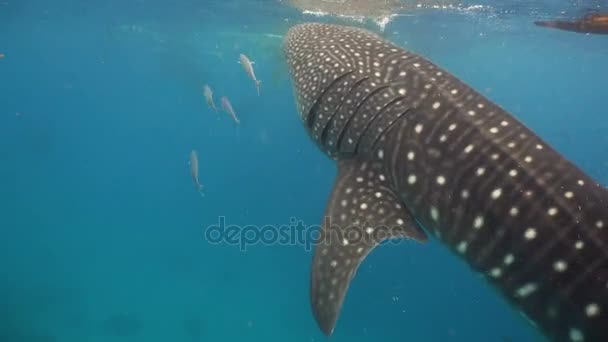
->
(354, 95, 407, 154)
(370, 108, 411, 151)
(320, 75, 369, 146)
(336, 85, 390, 150)
(306, 71, 354, 130)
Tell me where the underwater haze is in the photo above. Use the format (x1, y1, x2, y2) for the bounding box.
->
(1, 0, 607, 341)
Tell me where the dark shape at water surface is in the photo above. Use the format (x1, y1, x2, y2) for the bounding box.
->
(101, 312, 142, 337)
(535, 13, 608, 34)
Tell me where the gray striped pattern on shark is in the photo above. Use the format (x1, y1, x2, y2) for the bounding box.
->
(283, 23, 608, 342)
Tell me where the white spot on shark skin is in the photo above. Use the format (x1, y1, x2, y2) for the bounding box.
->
(398, 88, 407, 95)
(432, 102, 441, 109)
(396, 218, 404, 225)
(451, 89, 458, 95)
(360, 203, 368, 210)
(597, 220, 605, 229)
(407, 151, 415, 160)
(461, 190, 470, 199)
(341, 200, 347, 207)
(510, 207, 519, 216)
(575, 240, 584, 249)
(491, 188, 502, 200)
(457, 241, 467, 254)
(473, 216, 484, 229)
(578, 179, 585, 186)
(585, 303, 600, 317)
(490, 267, 502, 278)
(407, 174, 417, 184)
(430, 207, 439, 222)
(415, 124, 423, 133)
(553, 260, 568, 272)
(476, 167, 486, 176)
(509, 169, 518, 177)
(564, 191, 574, 199)
(365, 227, 374, 234)
(569, 328, 584, 342)
(504, 254, 514, 265)
(524, 156, 533, 163)
(515, 283, 538, 298)
(378, 149, 384, 159)
(436, 175, 446, 185)
(356, 247, 364, 254)
(448, 123, 457, 131)
(342, 239, 349, 246)
(489, 127, 499, 134)
(464, 144, 474, 154)
(330, 260, 338, 267)
(524, 228, 537, 240)
(547, 207, 558, 216)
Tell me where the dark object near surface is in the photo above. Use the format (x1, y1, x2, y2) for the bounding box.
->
(535, 13, 608, 34)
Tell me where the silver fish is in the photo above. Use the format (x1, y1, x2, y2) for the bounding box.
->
(239, 53, 262, 96)
(284, 23, 608, 341)
(220, 96, 240, 124)
(203, 84, 218, 112)
(189, 150, 204, 196)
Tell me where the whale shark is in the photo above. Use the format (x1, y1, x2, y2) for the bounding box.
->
(535, 13, 608, 35)
(283, 23, 608, 342)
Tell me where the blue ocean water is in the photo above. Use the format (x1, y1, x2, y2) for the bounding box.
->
(1, 1, 607, 341)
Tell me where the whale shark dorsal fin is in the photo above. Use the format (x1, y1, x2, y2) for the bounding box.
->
(310, 158, 427, 336)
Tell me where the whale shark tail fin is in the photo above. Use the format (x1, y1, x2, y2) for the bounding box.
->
(310, 158, 427, 336)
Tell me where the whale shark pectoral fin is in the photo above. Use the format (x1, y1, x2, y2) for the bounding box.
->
(310, 158, 427, 336)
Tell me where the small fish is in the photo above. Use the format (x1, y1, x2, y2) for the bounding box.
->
(220, 96, 240, 124)
(189, 150, 204, 197)
(203, 84, 218, 112)
(0, 53, 4, 59)
(238, 53, 262, 96)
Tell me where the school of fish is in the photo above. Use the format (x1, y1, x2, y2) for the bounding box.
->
(192, 53, 262, 193)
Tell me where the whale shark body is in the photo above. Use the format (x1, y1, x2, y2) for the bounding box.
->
(283, 23, 608, 341)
